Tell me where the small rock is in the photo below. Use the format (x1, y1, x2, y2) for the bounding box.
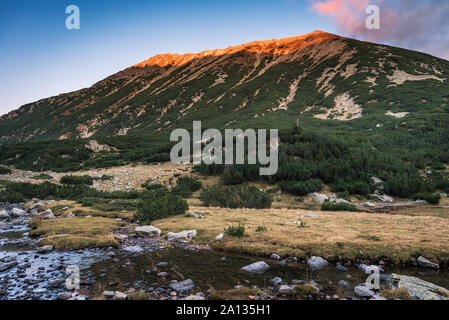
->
(354, 285, 375, 298)
(114, 291, 127, 300)
(270, 253, 281, 260)
(36, 245, 53, 254)
(11, 208, 27, 217)
(215, 232, 225, 240)
(157, 272, 169, 277)
(135, 226, 161, 237)
(336, 264, 348, 272)
(102, 291, 114, 299)
(170, 279, 196, 293)
(167, 230, 197, 241)
(156, 262, 169, 268)
(277, 285, 294, 296)
(241, 261, 270, 274)
(270, 277, 282, 286)
(417, 256, 439, 270)
(338, 280, 350, 290)
(59, 292, 72, 300)
(307, 256, 329, 271)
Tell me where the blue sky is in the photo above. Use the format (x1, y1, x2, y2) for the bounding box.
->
(0, 0, 447, 115)
(0, 0, 332, 114)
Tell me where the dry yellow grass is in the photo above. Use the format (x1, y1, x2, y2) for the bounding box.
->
(29, 216, 128, 250)
(155, 206, 449, 264)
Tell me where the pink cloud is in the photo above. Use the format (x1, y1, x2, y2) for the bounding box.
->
(309, 0, 449, 60)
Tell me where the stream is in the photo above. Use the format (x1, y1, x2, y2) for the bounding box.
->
(1, 206, 449, 300)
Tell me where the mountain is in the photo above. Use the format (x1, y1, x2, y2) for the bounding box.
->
(1, 30, 449, 143)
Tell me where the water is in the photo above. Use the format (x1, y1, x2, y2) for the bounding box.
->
(86, 247, 449, 297)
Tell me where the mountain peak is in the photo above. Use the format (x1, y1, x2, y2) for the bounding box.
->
(134, 31, 339, 68)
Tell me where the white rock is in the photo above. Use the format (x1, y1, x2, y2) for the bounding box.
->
(363, 202, 376, 208)
(215, 232, 225, 240)
(311, 193, 329, 204)
(167, 230, 197, 241)
(270, 254, 281, 260)
(37, 245, 53, 254)
(11, 208, 27, 217)
(277, 285, 294, 296)
(307, 256, 329, 271)
(354, 285, 375, 297)
(102, 291, 114, 298)
(417, 256, 439, 270)
(241, 261, 270, 274)
(113, 291, 127, 300)
(122, 245, 144, 253)
(135, 226, 161, 237)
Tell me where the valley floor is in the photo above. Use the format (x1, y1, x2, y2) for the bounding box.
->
(2, 163, 448, 266)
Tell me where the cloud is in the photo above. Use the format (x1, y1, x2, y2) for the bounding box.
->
(310, 0, 449, 60)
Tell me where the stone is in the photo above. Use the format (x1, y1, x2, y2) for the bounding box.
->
(102, 291, 115, 298)
(388, 274, 449, 300)
(270, 254, 281, 260)
(156, 262, 169, 268)
(277, 285, 294, 296)
(305, 213, 319, 218)
(59, 292, 72, 300)
(215, 232, 225, 240)
(170, 279, 196, 293)
(49, 279, 65, 288)
(187, 211, 204, 219)
(11, 208, 27, 217)
(338, 280, 350, 290)
(417, 256, 439, 270)
(184, 295, 205, 300)
(336, 264, 348, 272)
(0, 209, 9, 219)
(307, 256, 329, 271)
(36, 245, 53, 254)
(42, 213, 56, 219)
(270, 277, 283, 286)
(135, 226, 161, 237)
(311, 193, 329, 204)
(157, 272, 169, 277)
(241, 261, 270, 274)
(371, 177, 384, 185)
(371, 294, 388, 300)
(167, 230, 197, 241)
(370, 194, 394, 203)
(354, 285, 375, 298)
(114, 291, 127, 300)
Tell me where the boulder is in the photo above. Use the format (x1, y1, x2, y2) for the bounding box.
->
(170, 279, 196, 293)
(307, 256, 329, 271)
(338, 280, 350, 290)
(270, 254, 281, 260)
(371, 177, 384, 185)
(311, 193, 329, 204)
(417, 256, 439, 270)
(415, 200, 428, 204)
(270, 277, 283, 286)
(167, 230, 197, 241)
(354, 285, 375, 298)
(135, 226, 161, 237)
(277, 285, 294, 296)
(336, 264, 348, 272)
(241, 261, 270, 274)
(187, 210, 204, 219)
(388, 274, 449, 300)
(11, 208, 27, 217)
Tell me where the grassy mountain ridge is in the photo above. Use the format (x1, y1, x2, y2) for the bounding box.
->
(1, 30, 449, 143)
